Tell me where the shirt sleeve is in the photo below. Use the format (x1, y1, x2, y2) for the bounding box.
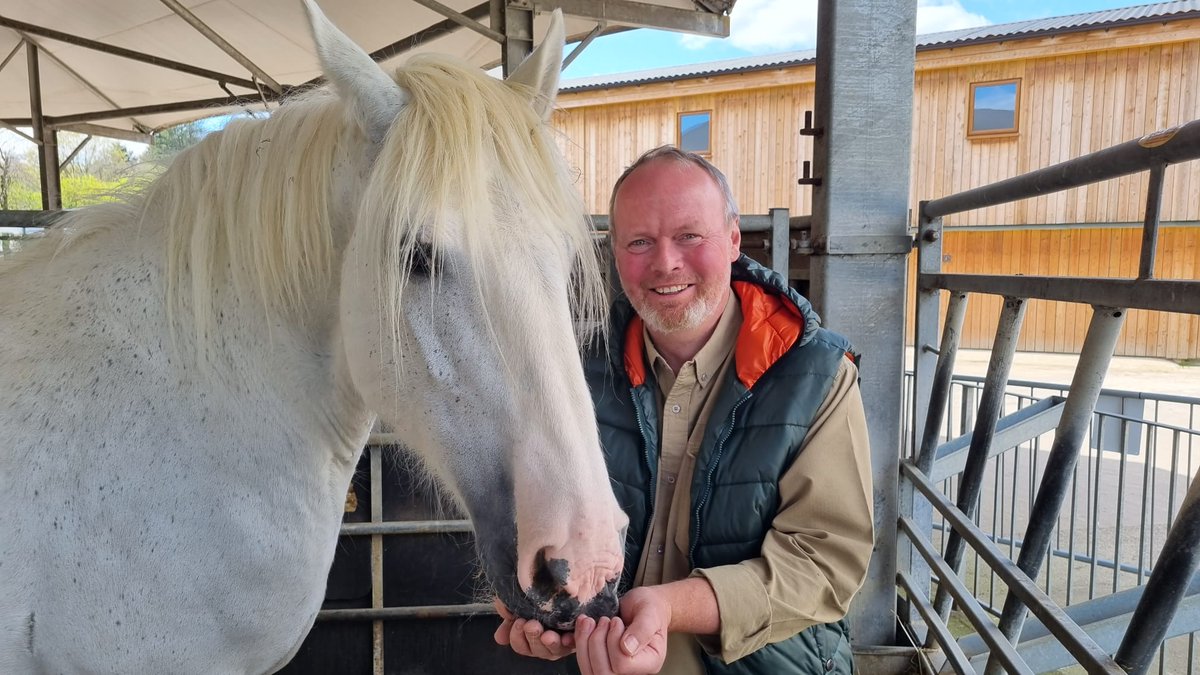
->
(692, 358, 875, 662)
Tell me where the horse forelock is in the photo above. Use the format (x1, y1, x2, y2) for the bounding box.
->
(358, 54, 607, 366)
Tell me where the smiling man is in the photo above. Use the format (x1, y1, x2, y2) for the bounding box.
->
(497, 146, 875, 675)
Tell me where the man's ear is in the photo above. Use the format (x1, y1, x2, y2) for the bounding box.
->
(729, 217, 742, 259)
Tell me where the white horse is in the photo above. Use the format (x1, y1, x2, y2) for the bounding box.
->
(0, 3, 627, 673)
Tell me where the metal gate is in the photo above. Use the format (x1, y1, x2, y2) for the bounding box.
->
(901, 119, 1200, 673)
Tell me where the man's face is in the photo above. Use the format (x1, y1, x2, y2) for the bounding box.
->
(610, 159, 741, 340)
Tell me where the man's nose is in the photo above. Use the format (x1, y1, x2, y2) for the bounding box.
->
(650, 241, 682, 272)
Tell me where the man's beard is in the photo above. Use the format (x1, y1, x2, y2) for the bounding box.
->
(631, 283, 723, 335)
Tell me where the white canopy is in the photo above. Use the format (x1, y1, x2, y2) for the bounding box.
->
(0, 0, 733, 141)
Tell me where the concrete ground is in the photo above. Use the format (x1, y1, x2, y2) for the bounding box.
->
(946, 349, 1200, 400)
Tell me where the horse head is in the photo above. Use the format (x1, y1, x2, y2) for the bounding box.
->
(303, 1, 627, 629)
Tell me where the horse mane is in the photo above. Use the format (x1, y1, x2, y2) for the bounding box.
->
(1, 53, 605, 359)
(361, 55, 605, 354)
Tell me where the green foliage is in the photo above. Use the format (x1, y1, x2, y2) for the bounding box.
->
(145, 121, 207, 161)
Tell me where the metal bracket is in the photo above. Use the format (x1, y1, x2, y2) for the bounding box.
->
(813, 234, 916, 255)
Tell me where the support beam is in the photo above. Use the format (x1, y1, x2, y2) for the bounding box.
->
(408, 0, 505, 42)
(808, 0, 917, 646)
(501, 2, 534, 77)
(60, 134, 91, 170)
(54, 123, 152, 146)
(158, 0, 284, 94)
(562, 21, 605, 70)
(517, 0, 729, 36)
(21, 36, 150, 134)
(0, 14, 263, 92)
(26, 42, 60, 210)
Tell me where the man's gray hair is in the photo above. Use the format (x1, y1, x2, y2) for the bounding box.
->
(608, 145, 740, 232)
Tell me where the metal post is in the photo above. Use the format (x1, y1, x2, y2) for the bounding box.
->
(929, 296, 1027, 629)
(986, 306, 1127, 674)
(501, 2, 534, 77)
(1137, 164, 1166, 280)
(370, 445, 385, 675)
(1116, 470, 1200, 675)
(26, 41, 61, 210)
(769, 207, 789, 279)
(809, 0, 917, 646)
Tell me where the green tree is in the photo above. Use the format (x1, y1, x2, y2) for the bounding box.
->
(144, 120, 209, 161)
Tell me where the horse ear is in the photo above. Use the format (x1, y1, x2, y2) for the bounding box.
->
(505, 9, 565, 121)
(302, 0, 408, 143)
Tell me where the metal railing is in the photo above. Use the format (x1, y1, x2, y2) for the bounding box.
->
(903, 373, 1200, 673)
(905, 117, 1200, 674)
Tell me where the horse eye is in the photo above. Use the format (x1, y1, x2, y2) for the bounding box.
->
(408, 241, 433, 277)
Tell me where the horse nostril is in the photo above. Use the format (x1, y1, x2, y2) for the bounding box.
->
(530, 548, 571, 596)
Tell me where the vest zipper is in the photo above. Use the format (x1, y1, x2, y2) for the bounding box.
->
(689, 391, 752, 566)
(629, 387, 656, 541)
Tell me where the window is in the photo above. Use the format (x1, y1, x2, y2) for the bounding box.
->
(968, 79, 1020, 138)
(677, 111, 712, 155)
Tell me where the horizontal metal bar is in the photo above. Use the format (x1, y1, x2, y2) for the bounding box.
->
(923, 220, 1200, 232)
(0, 14, 262, 91)
(901, 460, 1126, 673)
(339, 520, 472, 536)
(898, 516, 1033, 674)
(318, 603, 495, 621)
(46, 91, 289, 127)
(930, 395, 1066, 483)
(958, 575, 1200, 666)
(814, 234, 914, 255)
(922, 119, 1200, 220)
(53, 122, 151, 144)
(896, 569, 977, 674)
(937, 372, 1200, 407)
(929, 521, 1156, 579)
(521, 0, 729, 36)
(0, 210, 64, 228)
(589, 213, 812, 234)
(921, 274, 1200, 315)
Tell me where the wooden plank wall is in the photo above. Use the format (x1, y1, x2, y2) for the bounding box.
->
(553, 20, 1200, 359)
(904, 227, 1200, 359)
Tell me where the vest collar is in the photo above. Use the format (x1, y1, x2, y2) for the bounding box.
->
(623, 281, 804, 390)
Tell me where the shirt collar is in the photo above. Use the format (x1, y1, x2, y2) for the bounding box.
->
(644, 291, 743, 395)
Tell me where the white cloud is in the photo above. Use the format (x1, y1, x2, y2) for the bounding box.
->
(916, 0, 990, 35)
(680, 0, 989, 53)
(681, 0, 818, 52)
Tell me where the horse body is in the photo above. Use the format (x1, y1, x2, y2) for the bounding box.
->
(0, 4, 625, 673)
(1, 207, 370, 674)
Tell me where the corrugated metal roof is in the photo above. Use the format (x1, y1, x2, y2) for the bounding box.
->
(561, 0, 1200, 92)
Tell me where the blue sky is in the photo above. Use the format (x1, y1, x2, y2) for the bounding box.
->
(561, 0, 1146, 79)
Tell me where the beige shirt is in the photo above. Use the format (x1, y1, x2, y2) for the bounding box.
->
(636, 293, 874, 674)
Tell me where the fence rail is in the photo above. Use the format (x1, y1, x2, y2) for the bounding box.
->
(906, 116, 1200, 675)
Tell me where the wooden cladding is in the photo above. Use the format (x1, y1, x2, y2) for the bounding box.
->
(905, 226, 1200, 359)
(552, 19, 1200, 358)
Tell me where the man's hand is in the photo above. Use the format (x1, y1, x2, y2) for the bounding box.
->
(574, 587, 669, 675)
(492, 599, 576, 661)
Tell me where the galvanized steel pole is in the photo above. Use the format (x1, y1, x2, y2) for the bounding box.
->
(809, 0, 917, 646)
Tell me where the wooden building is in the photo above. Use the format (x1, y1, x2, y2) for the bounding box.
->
(552, 2, 1200, 359)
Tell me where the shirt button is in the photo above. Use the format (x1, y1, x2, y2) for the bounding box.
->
(670, 404, 681, 414)
(666, 474, 676, 485)
(656, 544, 664, 555)
(824, 658, 835, 672)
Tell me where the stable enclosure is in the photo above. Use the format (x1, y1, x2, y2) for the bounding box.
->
(4, 0, 1200, 673)
(551, 5, 1200, 359)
